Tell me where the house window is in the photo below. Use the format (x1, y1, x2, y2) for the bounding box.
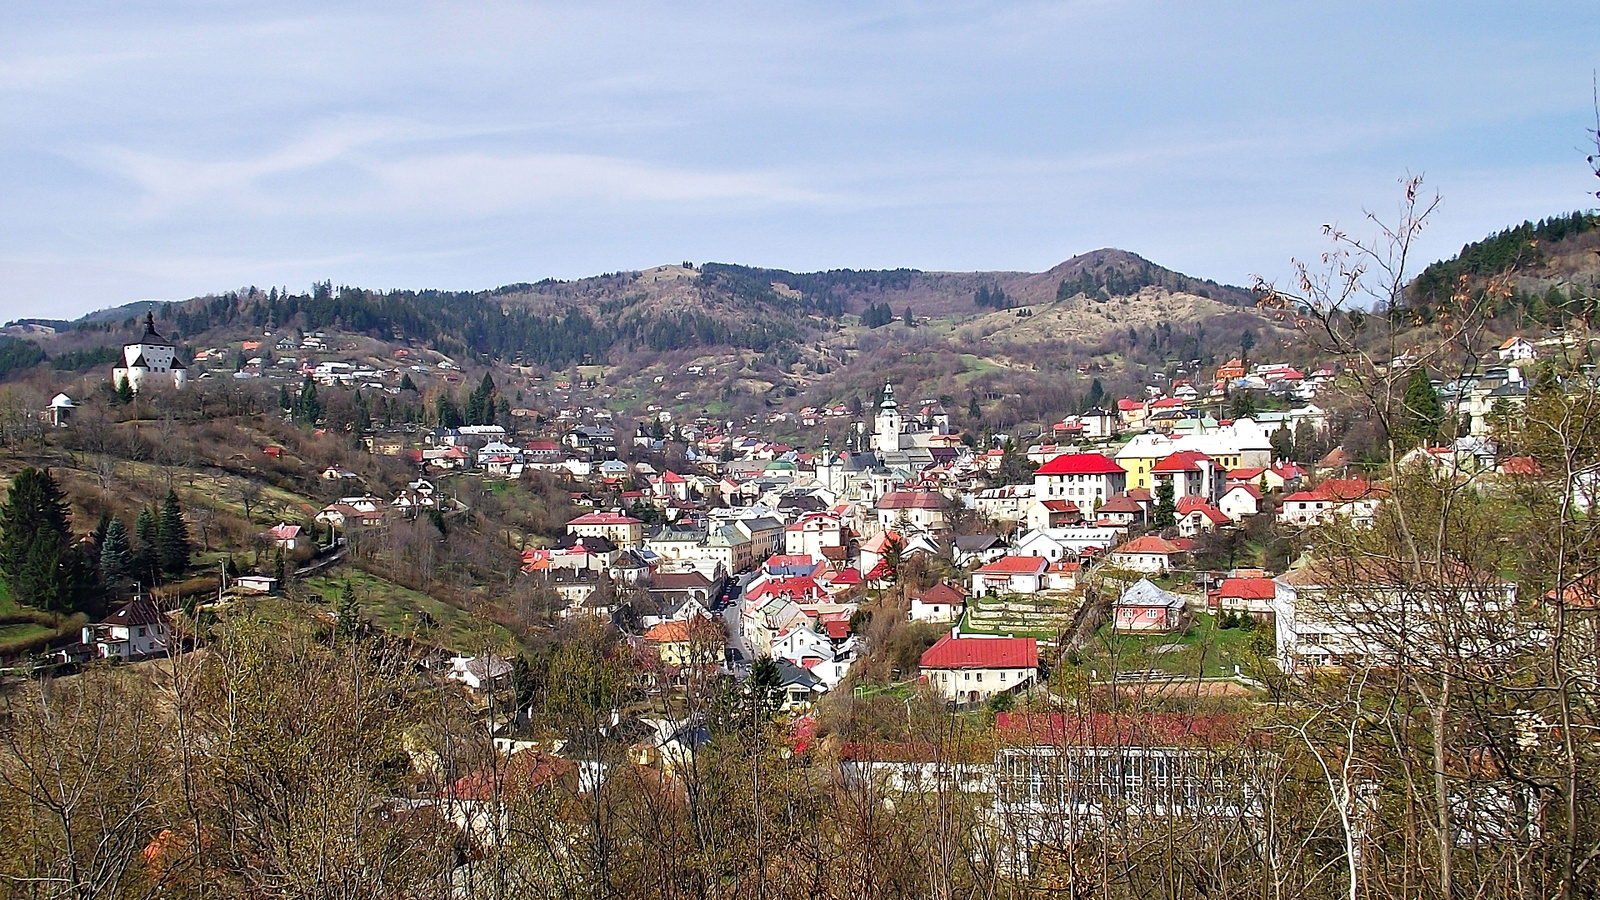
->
(964, 672, 970, 681)
(137, 627, 146, 637)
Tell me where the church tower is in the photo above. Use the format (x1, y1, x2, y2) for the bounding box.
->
(873, 380, 903, 453)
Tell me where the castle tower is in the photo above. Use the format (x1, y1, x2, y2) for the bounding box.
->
(874, 380, 902, 454)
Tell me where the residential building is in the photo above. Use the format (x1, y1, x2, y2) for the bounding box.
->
(910, 583, 967, 623)
(1033, 453, 1127, 507)
(919, 635, 1039, 704)
(971, 556, 1049, 596)
(567, 511, 646, 549)
(1112, 578, 1187, 632)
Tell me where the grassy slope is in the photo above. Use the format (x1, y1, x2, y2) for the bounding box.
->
(299, 568, 516, 653)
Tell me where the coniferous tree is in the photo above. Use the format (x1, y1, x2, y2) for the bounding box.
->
(99, 516, 132, 587)
(1270, 426, 1294, 462)
(134, 505, 160, 584)
(157, 490, 191, 578)
(1153, 479, 1177, 529)
(465, 372, 498, 426)
(115, 376, 134, 404)
(1399, 367, 1443, 448)
(0, 467, 75, 612)
(335, 580, 360, 638)
(278, 383, 292, 412)
(399, 372, 418, 392)
(295, 376, 322, 425)
(435, 393, 463, 429)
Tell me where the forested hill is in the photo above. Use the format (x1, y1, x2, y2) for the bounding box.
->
(43, 251, 1253, 370)
(1406, 211, 1600, 325)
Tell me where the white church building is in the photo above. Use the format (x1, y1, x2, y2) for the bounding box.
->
(112, 312, 188, 393)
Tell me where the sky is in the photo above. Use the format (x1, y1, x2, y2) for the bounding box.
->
(2, 1, 1597, 321)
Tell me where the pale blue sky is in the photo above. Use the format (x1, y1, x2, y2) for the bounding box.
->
(2, 1, 1596, 320)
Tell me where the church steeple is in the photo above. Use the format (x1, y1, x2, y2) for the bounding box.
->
(879, 380, 897, 410)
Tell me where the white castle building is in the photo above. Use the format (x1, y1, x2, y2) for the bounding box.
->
(112, 312, 187, 393)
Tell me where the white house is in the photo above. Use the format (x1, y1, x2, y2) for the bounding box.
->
(1272, 559, 1517, 672)
(971, 556, 1049, 596)
(1108, 536, 1187, 575)
(1033, 453, 1127, 506)
(919, 635, 1038, 705)
(1497, 336, 1537, 362)
(910, 583, 967, 623)
(1217, 484, 1262, 522)
(446, 655, 514, 691)
(82, 596, 169, 659)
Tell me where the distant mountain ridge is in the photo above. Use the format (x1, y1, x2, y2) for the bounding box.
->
(47, 249, 1255, 366)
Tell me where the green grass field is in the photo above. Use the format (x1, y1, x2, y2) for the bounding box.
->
(1072, 612, 1266, 680)
(299, 568, 516, 653)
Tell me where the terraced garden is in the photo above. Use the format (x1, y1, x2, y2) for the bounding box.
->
(957, 591, 1084, 642)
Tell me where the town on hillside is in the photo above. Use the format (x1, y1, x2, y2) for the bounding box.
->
(1, 274, 1591, 892)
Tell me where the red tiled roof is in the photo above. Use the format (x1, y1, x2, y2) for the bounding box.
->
(976, 556, 1049, 576)
(1212, 577, 1276, 601)
(1038, 499, 1080, 513)
(1035, 453, 1125, 477)
(859, 530, 901, 554)
(914, 583, 967, 606)
(920, 634, 1038, 670)
(1114, 535, 1184, 556)
(877, 490, 946, 510)
(568, 511, 643, 526)
(444, 750, 574, 801)
(644, 619, 723, 644)
(1098, 494, 1144, 514)
(1152, 451, 1210, 472)
(995, 712, 1247, 748)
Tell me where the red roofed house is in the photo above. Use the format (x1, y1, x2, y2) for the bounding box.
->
(875, 490, 951, 535)
(1026, 498, 1084, 532)
(1174, 496, 1231, 536)
(1109, 535, 1188, 575)
(858, 530, 902, 583)
(566, 510, 645, 548)
(443, 749, 577, 839)
(971, 556, 1050, 596)
(910, 582, 968, 623)
(1033, 453, 1127, 507)
(1278, 479, 1386, 528)
(1044, 560, 1082, 592)
(1152, 450, 1220, 502)
(643, 618, 725, 667)
(1217, 483, 1262, 522)
(919, 634, 1039, 704)
(1096, 492, 1146, 527)
(267, 523, 302, 550)
(1209, 577, 1278, 621)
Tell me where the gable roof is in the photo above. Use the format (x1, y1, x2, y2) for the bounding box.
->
(1114, 535, 1185, 556)
(975, 556, 1049, 576)
(1212, 576, 1276, 600)
(1152, 451, 1210, 472)
(876, 490, 946, 510)
(919, 634, 1038, 670)
(1115, 578, 1184, 609)
(914, 583, 967, 607)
